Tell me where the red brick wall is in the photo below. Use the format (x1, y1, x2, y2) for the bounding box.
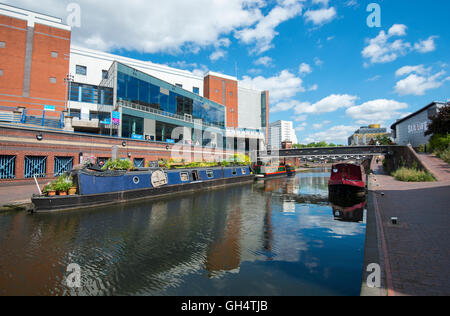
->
(0, 15, 27, 97)
(204, 75, 238, 128)
(0, 15, 70, 118)
(0, 126, 236, 183)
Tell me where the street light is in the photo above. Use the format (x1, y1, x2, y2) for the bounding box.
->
(64, 74, 74, 115)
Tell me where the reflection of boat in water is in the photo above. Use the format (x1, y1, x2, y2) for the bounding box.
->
(329, 193, 366, 222)
(328, 163, 366, 197)
(330, 201, 366, 223)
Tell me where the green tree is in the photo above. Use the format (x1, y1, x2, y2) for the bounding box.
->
(425, 104, 450, 136)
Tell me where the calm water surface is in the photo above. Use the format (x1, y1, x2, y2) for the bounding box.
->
(0, 168, 366, 296)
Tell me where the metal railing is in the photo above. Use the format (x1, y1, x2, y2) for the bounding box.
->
(119, 100, 225, 130)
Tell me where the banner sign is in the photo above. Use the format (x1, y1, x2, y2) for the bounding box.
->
(132, 133, 144, 140)
(44, 105, 55, 111)
(112, 111, 120, 125)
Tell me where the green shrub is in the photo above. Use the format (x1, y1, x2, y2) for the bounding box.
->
(392, 167, 435, 182)
(429, 134, 450, 153)
(102, 159, 133, 171)
(52, 175, 74, 192)
(436, 147, 450, 164)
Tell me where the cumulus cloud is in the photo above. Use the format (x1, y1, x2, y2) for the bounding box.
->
(240, 70, 305, 105)
(362, 24, 438, 65)
(304, 125, 358, 144)
(394, 70, 448, 96)
(304, 7, 337, 26)
(299, 63, 313, 75)
(346, 99, 408, 123)
(395, 65, 430, 77)
(6, 0, 267, 54)
(254, 56, 273, 66)
(235, 0, 304, 54)
(294, 94, 358, 115)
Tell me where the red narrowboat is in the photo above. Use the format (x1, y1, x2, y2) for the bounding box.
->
(328, 163, 366, 196)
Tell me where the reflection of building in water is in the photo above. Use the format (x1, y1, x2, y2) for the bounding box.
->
(281, 200, 296, 213)
(205, 206, 242, 276)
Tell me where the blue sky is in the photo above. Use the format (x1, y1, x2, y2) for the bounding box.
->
(8, 0, 450, 144)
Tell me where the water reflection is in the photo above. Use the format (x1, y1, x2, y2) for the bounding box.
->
(0, 169, 366, 296)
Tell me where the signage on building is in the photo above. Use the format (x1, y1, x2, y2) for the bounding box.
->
(160, 87, 169, 95)
(166, 139, 175, 144)
(112, 111, 120, 125)
(44, 105, 55, 111)
(151, 170, 168, 187)
(132, 134, 144, 140)
(408, 121, 428, 134)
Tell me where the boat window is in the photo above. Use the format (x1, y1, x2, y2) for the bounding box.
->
(133, 176, 140, 184)
(232, 168, 237, 176)
(206, 170, 214, 179)
(180, 172, 189, 182)
(241, 168, 246, 175)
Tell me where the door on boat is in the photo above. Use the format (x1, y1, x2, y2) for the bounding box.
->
(191, 170, 199, 181)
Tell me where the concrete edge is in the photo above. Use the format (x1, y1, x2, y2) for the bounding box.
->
(0, 200, 32, 213)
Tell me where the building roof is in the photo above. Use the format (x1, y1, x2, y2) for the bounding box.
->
(391, 101, 448, 130)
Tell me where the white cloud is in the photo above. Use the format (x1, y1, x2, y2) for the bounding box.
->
(367, 75, 381, 81)
(235, 0, 304, 54)
(295, 115, 308, 122)
(210, 50, 226, 61)
(254, 56, 273, 66)
(314, 57, 324, 66)
(6, 0, 266, 54)
(414, 36, 438, 53)
(299, 63, 312, 75)
(295, 122, 308, 132)
(304, 7, 337, 26)
(304, 125, 358, 144)
(294, 94, 358, 115)
(269, 100, 298, 113)
(394, 71, 448, 96)
(240, 70, 305, 104)
(395, 65, 430, 77)
(362, 24, 438, 65)
(346, 99, 408, 123)
(308, 84, 319, 91)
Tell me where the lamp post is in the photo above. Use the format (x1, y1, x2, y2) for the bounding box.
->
(64, 74, 74, 115)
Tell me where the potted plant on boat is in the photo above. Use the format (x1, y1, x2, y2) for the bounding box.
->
(53, 175, 73, 196)
(42, 182, 56, 197)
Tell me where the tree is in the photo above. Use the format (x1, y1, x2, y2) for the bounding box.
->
(375, 134, 394, 145)
(425, 104, 450, 136)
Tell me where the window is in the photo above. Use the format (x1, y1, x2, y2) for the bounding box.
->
(241, 168, 246, 175)
(215, 89, 219, 93)
(229, 91, 233, 96)
(76, 65, 87, 76)
(206, 170, 214, 179)
(193, 87, 199, 95)
(232, 168, 237, 175)
(50, 77, 57, 84)
(180, 172, 189, 182)
(176, 83, 183, 88)
(0, 41, 5, 48)
(51, 51, 58, 58)
(0, 69, 3, 76)
(102, 70, 109, 79)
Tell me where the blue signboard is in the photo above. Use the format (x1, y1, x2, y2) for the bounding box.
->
(166, 139, 175, 144)
(132, 134, 144, 140)
(44, 105, 55, 111)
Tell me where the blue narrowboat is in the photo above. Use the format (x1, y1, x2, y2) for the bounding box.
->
(31, 166, 254, 212)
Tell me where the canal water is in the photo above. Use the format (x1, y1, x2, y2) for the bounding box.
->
(0, 168, 366, 296)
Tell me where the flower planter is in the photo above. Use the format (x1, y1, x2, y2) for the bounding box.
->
(68, 187, 77, 195)
(58, 191, 67, 196)
(48, 190, 56, 197)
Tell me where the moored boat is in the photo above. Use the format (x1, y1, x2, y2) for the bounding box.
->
(328, 163, 366, 196)
(31, 165, 254, 212)
(254, 165, 287, 179)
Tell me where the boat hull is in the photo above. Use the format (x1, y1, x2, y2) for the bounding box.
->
(32, 174, 254, 212)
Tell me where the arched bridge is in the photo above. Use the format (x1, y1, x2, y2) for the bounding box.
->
(258, 145, 396, 160)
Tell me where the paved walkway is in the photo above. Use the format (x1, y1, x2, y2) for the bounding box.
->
(418, 153, 450, 182)
(0, 181, 45, 208)
(371, 157, 450, 296)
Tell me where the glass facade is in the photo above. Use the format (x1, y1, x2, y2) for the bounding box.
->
(116, 63, 225, 128)
(69, 83, 113, 106)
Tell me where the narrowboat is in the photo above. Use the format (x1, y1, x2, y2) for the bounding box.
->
(254, 165, 287, 179)
(285, 165, 296, 177)
(328, 163, 366, 196)
(31, 165, 254, 212)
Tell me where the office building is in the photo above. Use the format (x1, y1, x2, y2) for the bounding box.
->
(268, 120, 298, 149)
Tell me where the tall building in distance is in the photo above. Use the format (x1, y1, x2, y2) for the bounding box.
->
(268, 120, 298, 149)
(348, 124, 388, 146)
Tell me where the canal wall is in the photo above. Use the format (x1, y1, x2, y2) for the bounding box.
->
(383, 145, 434, 175)
(0, 125, 237, 184)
